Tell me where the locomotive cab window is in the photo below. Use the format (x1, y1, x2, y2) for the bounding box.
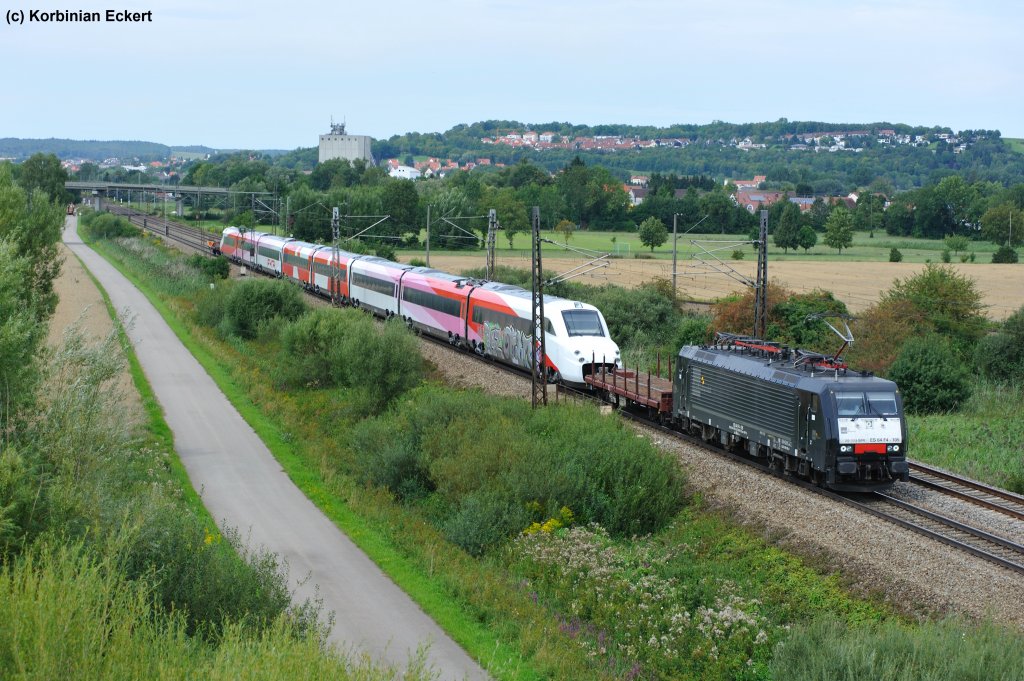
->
(561, 310, 604, 337)
(836, 391, 898, 417)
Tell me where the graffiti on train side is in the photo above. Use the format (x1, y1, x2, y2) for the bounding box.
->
(483, 321, 533, 368)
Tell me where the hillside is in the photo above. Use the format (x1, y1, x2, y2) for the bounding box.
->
(374, 120, 1024, 191)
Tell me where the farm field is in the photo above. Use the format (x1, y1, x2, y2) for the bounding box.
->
(120, 204, 1021, 319)
(394, 229, 1023, 319)
(414, 252, 1024, 320)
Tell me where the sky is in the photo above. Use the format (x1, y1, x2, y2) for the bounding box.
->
(2, 0, 1022, 150)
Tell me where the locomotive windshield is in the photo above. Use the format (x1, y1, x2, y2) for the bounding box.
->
(561, 310, 605, 337)
(836, 391, 899, 418)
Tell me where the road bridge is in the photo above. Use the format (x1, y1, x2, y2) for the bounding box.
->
(65, 181, 278, 225)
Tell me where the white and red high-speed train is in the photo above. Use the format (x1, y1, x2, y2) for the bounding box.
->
(218, 227, 621, 384)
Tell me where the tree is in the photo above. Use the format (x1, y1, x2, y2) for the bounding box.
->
(943, 234, 970, 254)
(485, 186, 528, 248)
(797, 225, 817, 253)
(309, 158, 356, 191)
(980, 203, 1023, 247)
(809, 197, 832, 231)
(884, 197, 914, 236)
(823, 206, 854, 254)
(17, 153, 68, 203)
(852, 192, 885, 235)
(638, 217, 668, 252)
(699, 191, 736, 234)
(0, 166, 65, 425)
(883, 263, 987, 355)
(554, 219, 575, 245)
(380, 179, 420, 235)
(935, 175, 978, 234)
(773, 201, 802, 253)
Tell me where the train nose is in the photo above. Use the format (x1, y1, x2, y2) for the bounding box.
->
(583, 340, 621, 367)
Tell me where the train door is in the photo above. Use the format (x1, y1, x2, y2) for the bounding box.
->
(803, 393, 823, 462)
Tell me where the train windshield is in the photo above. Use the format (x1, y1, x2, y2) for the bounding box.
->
(836, 391, 899, 418)
(561, 310, 605, 337)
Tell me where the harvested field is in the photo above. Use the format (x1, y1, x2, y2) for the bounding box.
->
(419, 254, 1023, 320)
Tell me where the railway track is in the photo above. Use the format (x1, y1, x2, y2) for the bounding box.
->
(855, 492, 1024, 574)
(608, 406, 1024, 575)
(107, 205, 216, 254)
(909, 461, 1024, 522)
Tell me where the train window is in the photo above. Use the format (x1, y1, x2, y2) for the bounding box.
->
(561, 310, 605, 337)
(836, 393, 864, 417)
(836, 391, 898, 417)
(352, 272, 396, 297)
(402, 287, 461, 317)
(545, 317, 556, 336)
(866, 392, 898, 415)
(472, 305, 532, 336)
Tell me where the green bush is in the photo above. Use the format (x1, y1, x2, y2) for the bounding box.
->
(336, 316, 423, 414)
(193, 281, 231, 331)
(187, 254, 229, 281)
(349, 418, 432, 500)
(350, 388, 687, 555)
(277, 307, 355, 389)
(672, 314, 712, 349)
(889, 247, 903, 262)
(731, 249, 745, 260)
(82, 212, 139, 239)
(883, 263, 987, 357)
(941, 248, 952, 263)
(992, 244, 1019, 263)
(114, 500, 307, 638)
(0, 543, 413, 680)
(277, 308, 423, 411)
(374, 242, 396, 261)
(224, 279, 306, 340)
(771, 616, 1024, 681)
(888, 335, 971, 414)
(975, 305, 1024, 383)
(6, 328, 318, 643)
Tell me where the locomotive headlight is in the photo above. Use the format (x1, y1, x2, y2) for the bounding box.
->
(887, 444, 900, 453)
(840, 445, 850, 453)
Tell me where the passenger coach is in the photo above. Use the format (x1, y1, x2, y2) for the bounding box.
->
(218, 227, 621, 385)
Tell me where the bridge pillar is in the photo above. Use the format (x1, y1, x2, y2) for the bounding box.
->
(176, 198, 184, 216)
(94, 195, 103, 211)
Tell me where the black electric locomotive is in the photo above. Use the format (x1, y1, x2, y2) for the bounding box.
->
(673, 334, 909, 491)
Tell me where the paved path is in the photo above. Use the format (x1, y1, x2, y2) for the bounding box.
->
(63, 219, 488, 680)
